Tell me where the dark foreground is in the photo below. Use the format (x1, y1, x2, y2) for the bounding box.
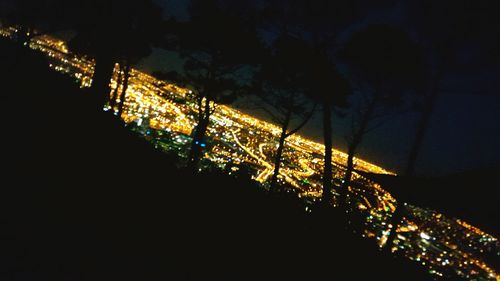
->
(0, 38, 435, 281)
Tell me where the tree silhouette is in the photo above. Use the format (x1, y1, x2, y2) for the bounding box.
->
(305, 53, 351, 207)
(255, 0, 399, 205)
(405, 0, 500, 177)
(253, 35, 316, 190)
(107, 64, 124, 111)
(338, 25, 425, 222)
(113, 39, 154, 118)
(378, 0, 500, 254)
(114, 63, 131, 117)
(68, 0, 162, 111)
(155, 0, 263, 172)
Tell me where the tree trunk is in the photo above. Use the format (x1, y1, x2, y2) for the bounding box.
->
(384, 203, 406, 253)
(108, 64, 123, 111)
(187, 97, 211, 172)
(270, 128, 288, 190)
(270, 111, 292, 190)
(405, 75, 442, 177)
(386, 75, 443, 252)
(339, 98, 377, 215)
(117, 61, 131, 118)
(322, 102, 334, 206)
(339, 145, 356, 210)
(91, 54, 116, 110)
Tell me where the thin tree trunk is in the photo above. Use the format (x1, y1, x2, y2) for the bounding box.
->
(385, 75, 443, 251)
(109, 64, 123, 111)
(187, 117, 210, 172)
(405, 74, 442, 177)
(187, 97, 211, 172)
(339, 145, 356, 210)
(117, 60, 131, 118)
(92, 54, 116, 110)
(385, 74, 443, 252)
(270, 128, 288, 190)
(270, 111, 292, 190)
(322, 102, 334, 206)
(269, 101, 316, 191)
(339, 98, 377, 214)
(384, 202, 406, 253)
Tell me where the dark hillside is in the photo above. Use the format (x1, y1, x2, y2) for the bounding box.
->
(0, 38, 433, 281)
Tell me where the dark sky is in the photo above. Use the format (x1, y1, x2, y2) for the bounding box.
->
(144, 0, 500, 177)
(154, 0, 189, 21)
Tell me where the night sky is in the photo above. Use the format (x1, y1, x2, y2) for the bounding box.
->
(142, 0, 500, 177)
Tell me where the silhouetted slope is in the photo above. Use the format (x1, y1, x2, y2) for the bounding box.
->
(0, 38, 434, 281)
(363, 170, 499, 236)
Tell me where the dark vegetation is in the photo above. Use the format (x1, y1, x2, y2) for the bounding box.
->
(1, 0, 499, 279)
(253, 34, 318, 189)
(365, 171, 500, 238)
(364, 170, 500, 271)
(0, 38, 435, 281)
(154, 0, 263, 172)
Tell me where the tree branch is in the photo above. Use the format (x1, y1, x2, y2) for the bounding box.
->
(261, 106, 285, 124)
(285, 103, 317, 137)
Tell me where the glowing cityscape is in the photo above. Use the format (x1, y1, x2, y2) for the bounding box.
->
(1, 28, 498, 280)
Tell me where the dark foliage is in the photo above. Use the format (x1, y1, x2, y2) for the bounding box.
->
(67, 0, 163, 109)
(337, 25, 426, 230)
(305, 52, 352, 205)
(404, 0, 500, 176)
(156, 0, 264, 172)
(0, 38, 434, 281)
(253, 34, 316, 189)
